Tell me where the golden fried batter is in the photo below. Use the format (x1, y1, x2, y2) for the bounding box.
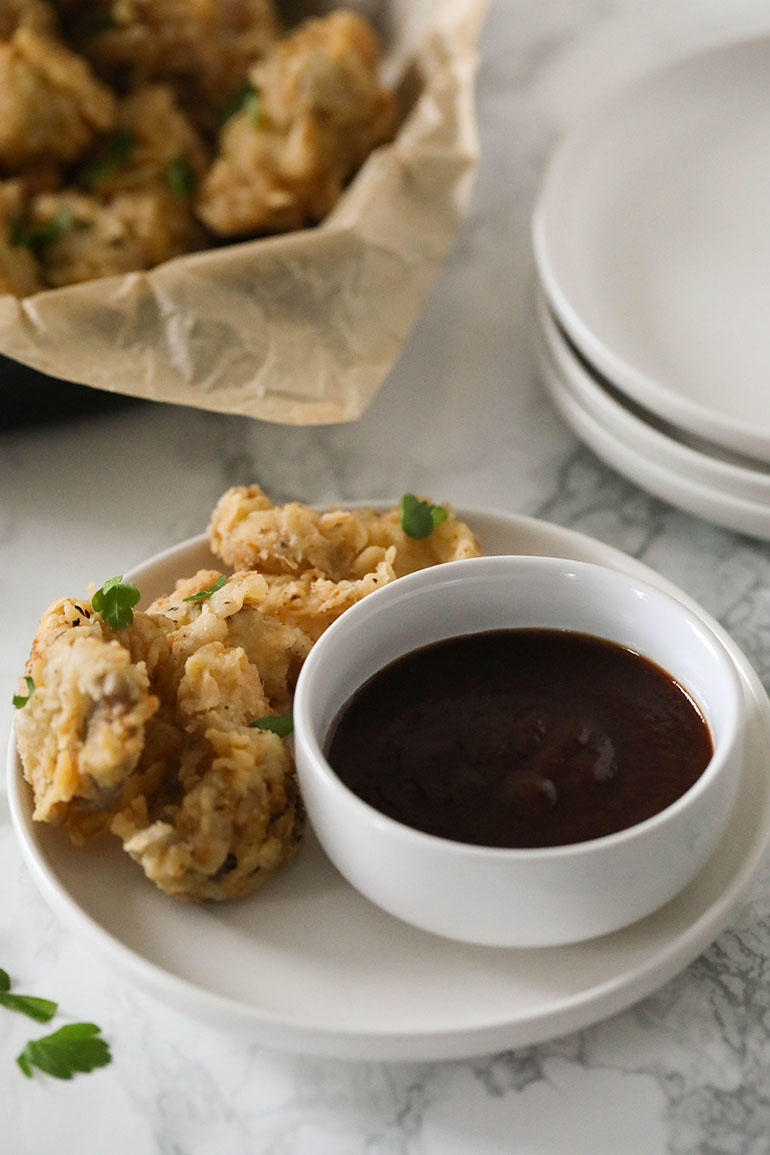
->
(28, 183, 207, 286)
(0, 27, 115, 169)
(147, 568, 312, 711)
(196, 10, 398, 236)
(112, 642, 302, 901)
(14, 596, 160, 832)
(0, 0, 59, 39)
(208, 484, 482, 579)
(24, 82, 210, 285)
(0, 5, 397, 292)
(16, 570, 308, 900)
(17, 489, 482, 903)
(70, 0, 279, 126)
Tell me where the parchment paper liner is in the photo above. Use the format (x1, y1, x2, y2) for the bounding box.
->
(0, 0, 488, 423)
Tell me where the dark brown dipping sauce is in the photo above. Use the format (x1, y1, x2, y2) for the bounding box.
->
(324, 629, 713, 848)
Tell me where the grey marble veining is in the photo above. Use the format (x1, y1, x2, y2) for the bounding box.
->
(3, 1, 770, 1152)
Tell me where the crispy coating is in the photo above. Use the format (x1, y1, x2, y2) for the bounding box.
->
(208, 484, 482, 580)
(259, 560, 398, 642)
(0, 27, 115, 169)
(0, 180, 42, 295)
(112, 642, 302, 901)
(196, 10, 398, 236)
(16, 571, 307, 900)
(69, 0, 279, 126)
(146, 568, 312, 711)
(17, 489, 481, 902)
(82, 83, 210, 197)
(0, 5, 396, 292)
(14, 596, 161, 834)
(0, 0, 59, 39)
(29, 182, 207, 286)
(23, 83, 210, 286)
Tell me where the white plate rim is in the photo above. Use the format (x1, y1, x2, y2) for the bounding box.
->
(7, 508, 770, 1060)
(534, 287, 770, 502)
(532, 34, 770, 463)
(533, 313, 770, 541)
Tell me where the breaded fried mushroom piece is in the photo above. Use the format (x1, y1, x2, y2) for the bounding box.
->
(14, 596, 160, 835)
(69, 0, 280, 127)
(25, 82, 210, 287)
(28, 183, 207, 286)
(207, 484, 482, 581)
(196, 10, 398, 236)
(146, 568, 312, 712)
(16, 572, 308, 901)
(112, 640, 304, 902)
(78, 83, 210, 198)
(0, 27, 115, 169)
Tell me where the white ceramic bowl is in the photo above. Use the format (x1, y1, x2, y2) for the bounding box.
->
(293, 555, 745, 947)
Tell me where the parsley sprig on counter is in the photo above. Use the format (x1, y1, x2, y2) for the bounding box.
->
(0, 968, 56, 1024)
(1, 967, 112, 1081)
(400, 494, 448, 539)
(91, 575, 141, 629)
(17, 1023, 111, 1081)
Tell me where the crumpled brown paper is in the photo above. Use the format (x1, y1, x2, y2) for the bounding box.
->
(0, 0, 488, 424)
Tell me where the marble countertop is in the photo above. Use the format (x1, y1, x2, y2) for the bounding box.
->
(4, 1, 770, 1150)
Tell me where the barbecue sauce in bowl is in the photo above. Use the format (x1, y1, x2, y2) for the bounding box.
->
(324, 629, 713, 848)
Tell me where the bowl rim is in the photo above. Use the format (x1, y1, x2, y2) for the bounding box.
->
(293, 554, 745, 861)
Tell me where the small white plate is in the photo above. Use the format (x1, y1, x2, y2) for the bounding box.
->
(534, 304, 770, 541)
(534, 288, 770, 506)
(8, 512, 770, 1061)
(532, 36, 770, 462)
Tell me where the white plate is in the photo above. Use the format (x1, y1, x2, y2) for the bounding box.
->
(532, 36, 770, 462)
(8, 513, 770, 1061)
(534, 288, 770, 506)
(534, 306, 770, 541)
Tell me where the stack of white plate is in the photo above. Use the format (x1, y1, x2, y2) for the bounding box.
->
(531, 35, 770, 540)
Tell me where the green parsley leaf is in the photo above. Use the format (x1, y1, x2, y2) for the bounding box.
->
(399, 494, 448, 539)
(182, 574, 227, 602)
(91, 576, 141, 630)
(223, 80, 261, 126)
(0, 992, 57, 1024)
(12, 675, 34, 709)
(10, 210, 74, 258)
(0, 968, 57, 1023)
(78, 127, 136, 189)
(250, 712, 294, 737)
(16, 1022, 111, 1080)
(165, 156, 197, 196)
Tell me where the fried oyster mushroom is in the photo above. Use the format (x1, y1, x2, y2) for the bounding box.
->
(67, 0, 280, 128)
(16, 572, 309, 901)
(207, 485, 482, 641)
(197, 9, 398, 236)
(26, 83, 210, 287)
(17, 491, 482, 902)
(14, 595, 164, 838)
(208, 484, 482, 579)
(0, 25, 115, 169)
